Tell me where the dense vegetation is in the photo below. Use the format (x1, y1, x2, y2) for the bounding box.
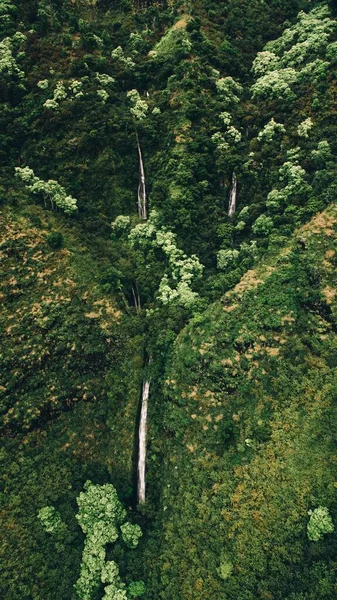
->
(2, 0, 337, 599)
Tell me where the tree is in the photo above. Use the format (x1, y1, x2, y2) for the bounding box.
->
(252, 214, 274, 235)
(15, 167, 78, 214)
(38, 506, 66, 535)
(251, 6, 337, 101)
(258, 118, 286, 142)
(75, 481, 143, 600)
(120, 522, 143, 548)
(0, 32, 26, 85)
(307, 506, 334, 541)
(129, 211, 204, 309)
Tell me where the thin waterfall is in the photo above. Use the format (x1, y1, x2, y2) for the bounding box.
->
(136, 134, 147, 220)
(137, 378, 150, 504)
(228, 171, 237, 218)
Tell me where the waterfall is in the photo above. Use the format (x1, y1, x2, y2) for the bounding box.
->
(137, 378, 150, 504)
(228, 171, 237, 218)
(131, 283, 141, 313)
(136, 134, 147, 220)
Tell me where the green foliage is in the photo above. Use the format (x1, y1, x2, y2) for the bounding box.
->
(252, 66, 298, 100)
(75, 480, 141, 600)
(149, 23, 192, 60)
(97, 88, 109, 103)
(0, 33, 26, 82)
(120, 522, 142, 548)
(297, 117, 314, 138)
(76, 480, 126, 535)
(266, 150, 312, 211)
(43, 81, 68, 109)
(103, 587, 128, 600)
(96, 73, 115, 86)
(0, 0, 17, 34)
(252, 6, 337, 100)
(111, 215, 131, 236)
(101, 561, 125, 586)
(216, 76, 243, 106)
(258, 118, 286, 142)
(217, 552, 234, 581)
(311, 140, 333, 166)
(154, 204, 337, 600)
(37, 78, 49, 89)
(129, 211, 203, 308)
(127, 89, 148, 121)
(217, 248, 239, 270)
(38, 506, 65, 535)
(307, 506, 335, 541)
(127, 581, 145, 598)
(252, 214, 274, 235)
(15, 167, 78, 214)
(111, 46, 135, 69)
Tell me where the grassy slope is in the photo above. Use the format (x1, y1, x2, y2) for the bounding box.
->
(146, 205, 337, 600)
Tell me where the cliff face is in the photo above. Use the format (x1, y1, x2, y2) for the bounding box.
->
(2, 1, 337, 599)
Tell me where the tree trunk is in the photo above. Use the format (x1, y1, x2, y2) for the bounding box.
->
(136, 133, 147, 220)
(137, 378, 150, 503)
(228, 171, 237, 218)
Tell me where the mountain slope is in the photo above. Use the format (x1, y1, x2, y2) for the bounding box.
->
(2, 2, 337, 600)
(148, 205, 337, 600)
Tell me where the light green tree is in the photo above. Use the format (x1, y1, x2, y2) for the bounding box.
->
(0, 0, 17, 31)
(297, 118, 313, 138)
(216, 76, 243, 107)
(129, 211, 203, 308)
(311, 140, 332, 165)
(15, 166, 78, 215)
(252, 6, 336, 101)
(217, 552, 234, 580)
(75, 481, 143, 600)
(120, 522, 143, 549)
(127, 89, 148, 122)
(252, 214, 274, 235)
(38, 506, 66, 535)
(266, 149, 311, 209)
(111, 46, 135, 69)
(0, 32, 26, 83)
(217, 249, 239, 270)
(251, 67, 297, 100)
(258, 118, 286, 142)
(307, 506, 334, 541)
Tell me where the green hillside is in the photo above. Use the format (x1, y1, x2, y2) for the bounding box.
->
(150, 204, 337, 600)
(1, 1, 337, 599)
